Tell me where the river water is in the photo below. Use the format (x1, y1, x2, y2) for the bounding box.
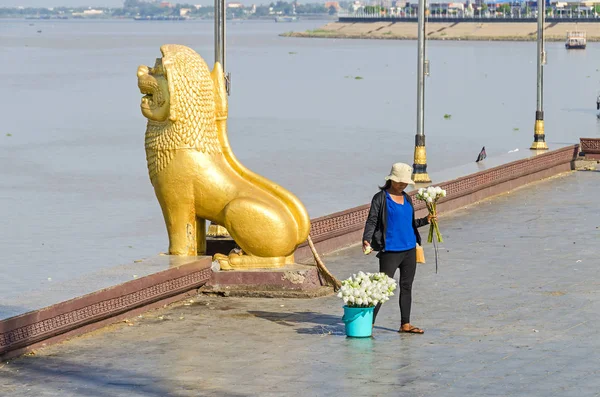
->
(1, 19, 599, 317)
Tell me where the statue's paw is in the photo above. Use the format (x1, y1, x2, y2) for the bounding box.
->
(228, 254, 286, 269)
(213, 253, 233, 271)
(213, 251, 287, 270)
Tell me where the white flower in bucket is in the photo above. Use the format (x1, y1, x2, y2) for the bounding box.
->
(337, 271, 397, 308)
(338, 272, 397, 337)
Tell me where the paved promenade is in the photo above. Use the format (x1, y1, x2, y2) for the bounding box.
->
(2, 171, 600, 396)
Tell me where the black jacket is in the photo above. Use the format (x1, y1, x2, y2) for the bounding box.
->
(362, 190, 429, 252)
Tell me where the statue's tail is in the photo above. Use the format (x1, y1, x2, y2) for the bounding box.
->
(210, 63, 311, 246)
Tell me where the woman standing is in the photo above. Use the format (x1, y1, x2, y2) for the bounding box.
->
(362, 163, 434, 334)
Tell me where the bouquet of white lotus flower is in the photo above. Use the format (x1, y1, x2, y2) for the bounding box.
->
(337, 271, 397, 308)
(415, 186, 446, 243)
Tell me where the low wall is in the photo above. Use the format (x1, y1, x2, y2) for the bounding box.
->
(0, 258, 212, 360)
(580, 138, 600, 160)
(296, 145, 579, 262)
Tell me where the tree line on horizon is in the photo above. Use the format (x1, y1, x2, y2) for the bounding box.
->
(0, 0, 349, 18)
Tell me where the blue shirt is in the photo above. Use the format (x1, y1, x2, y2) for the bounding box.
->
(384, 191, 417, 252)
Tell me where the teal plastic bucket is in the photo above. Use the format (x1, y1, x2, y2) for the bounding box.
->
(342, 306, 374, 337)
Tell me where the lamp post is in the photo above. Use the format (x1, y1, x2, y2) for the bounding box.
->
(412, 0, 431, 183)
(531, 0, 548, 150)
(214, 0, 231, 95)
(207, 0, 231, 241)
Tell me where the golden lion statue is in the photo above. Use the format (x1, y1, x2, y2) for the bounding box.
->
(137, 44, 310, 270)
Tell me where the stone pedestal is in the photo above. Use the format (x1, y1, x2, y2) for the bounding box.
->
(201, 264, 333, 298)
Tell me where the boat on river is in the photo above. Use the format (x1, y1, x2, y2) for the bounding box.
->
(274, 16, 298, 22)
(565, 31, 586, 49)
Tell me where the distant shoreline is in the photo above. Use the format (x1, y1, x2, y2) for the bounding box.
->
(0, 15, 334, 22)
(281, 21, 600, 42)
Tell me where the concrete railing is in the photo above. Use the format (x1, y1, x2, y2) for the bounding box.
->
(296, 145, 579, 262)
(580, 138, 600, 160)
(0, 258, 213, 360)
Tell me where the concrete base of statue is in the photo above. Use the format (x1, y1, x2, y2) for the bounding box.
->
(204, 236, 333, 297)
(202, 263, 333, 298)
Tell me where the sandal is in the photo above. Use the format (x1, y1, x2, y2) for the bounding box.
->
(399, 325, 424, 334)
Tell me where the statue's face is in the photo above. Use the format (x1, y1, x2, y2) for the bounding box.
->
(137, 58, 170, 122)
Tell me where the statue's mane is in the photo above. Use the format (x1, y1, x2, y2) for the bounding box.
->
(145, 45, 221, 183)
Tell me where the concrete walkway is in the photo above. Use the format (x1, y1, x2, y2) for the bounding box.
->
(2, 171, 600, 397)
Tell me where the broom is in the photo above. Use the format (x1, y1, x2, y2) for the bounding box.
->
(306, 235, 342, 291)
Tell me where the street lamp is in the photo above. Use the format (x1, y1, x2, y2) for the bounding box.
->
(215, 0, 231, 95)
(531, 0, 548, 150)
(412, 0, 431, 182)
(208, 0, 231, 241)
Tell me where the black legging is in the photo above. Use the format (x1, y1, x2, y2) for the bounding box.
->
(373, 248, 417, 325)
